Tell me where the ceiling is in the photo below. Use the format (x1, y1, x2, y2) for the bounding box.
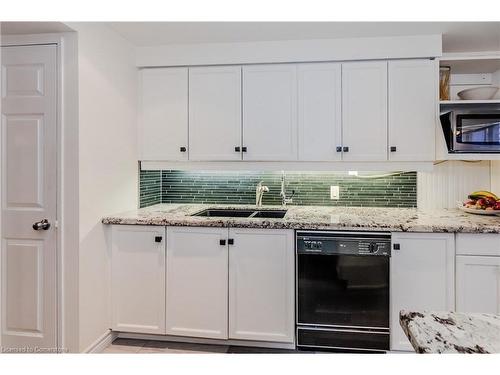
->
(1, 22, 73, 35)
(108, 22, 500, 52)
(2, 22, 499, 53)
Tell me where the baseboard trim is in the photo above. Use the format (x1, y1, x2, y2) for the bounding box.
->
(84, 330, 118, 353)
(116, 331, 296, 350)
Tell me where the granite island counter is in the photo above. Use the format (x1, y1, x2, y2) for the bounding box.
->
(400, 310, 500, 353)
(101, 203, 500, 233)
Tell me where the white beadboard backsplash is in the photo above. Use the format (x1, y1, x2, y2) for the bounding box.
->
(417, 161, 492, 210)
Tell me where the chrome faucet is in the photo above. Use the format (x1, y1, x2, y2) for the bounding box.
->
(255, 181, 269, 207)
(280, 171, 294, 206)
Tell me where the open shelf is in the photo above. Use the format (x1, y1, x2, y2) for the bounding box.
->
(436, 153, 500, 161)
(440, 99, 500, 105)
(439, 58, 500, 74)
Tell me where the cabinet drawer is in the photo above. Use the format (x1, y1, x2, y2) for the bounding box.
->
(456, 233, 500, 256)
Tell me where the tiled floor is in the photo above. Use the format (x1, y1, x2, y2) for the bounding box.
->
(101, 338, 300, 354)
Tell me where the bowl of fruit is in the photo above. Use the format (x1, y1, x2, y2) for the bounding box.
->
(460, 191, 500, 215)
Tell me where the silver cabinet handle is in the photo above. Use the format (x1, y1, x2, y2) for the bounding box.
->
(33, 219, 50, 231)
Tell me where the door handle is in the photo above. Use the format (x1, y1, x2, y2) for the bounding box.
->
(33, 219, 50, 231)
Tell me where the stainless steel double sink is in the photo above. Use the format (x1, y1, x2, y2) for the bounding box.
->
(191, 208, 287, 219)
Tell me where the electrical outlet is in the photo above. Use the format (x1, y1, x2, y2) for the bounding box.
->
(330, 186, 340, 200)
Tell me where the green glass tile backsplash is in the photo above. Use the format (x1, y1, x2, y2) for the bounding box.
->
(139, 170, 417, 208)
(139, 170, 162, 208)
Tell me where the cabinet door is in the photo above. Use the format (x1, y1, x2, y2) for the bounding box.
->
(242, 64, 297, 161)
(388, 59, 437, 161)
(342, 61, 388, 161)
(111, 225, 166, 334)
(189, 66, 242, 161)
(297, 63, 342, 161)
(456, 256, 500, 314)
(390, 233, 455, 351)
(166, 227, 228, 339)
(139, 68, 188, 160)
(228, 229, 294, 343)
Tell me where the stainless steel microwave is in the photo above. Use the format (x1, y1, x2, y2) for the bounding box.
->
(441, 110, 500, 153)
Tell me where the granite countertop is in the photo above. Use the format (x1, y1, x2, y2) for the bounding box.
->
(101, 203, 500, 233)
(400, 310, 500, 353)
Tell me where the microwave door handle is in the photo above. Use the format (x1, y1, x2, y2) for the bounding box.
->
(460, 121, 500, 134)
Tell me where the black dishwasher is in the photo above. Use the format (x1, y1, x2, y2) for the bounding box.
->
(296, 231, 391, 352)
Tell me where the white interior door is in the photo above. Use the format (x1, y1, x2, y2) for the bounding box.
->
(297, 63, 342, 161)
(388, 59, 437, 161)
(342, 61, 388, 161)
(1, 45, 57, 350)
(242, 64, 297, 161)
(189, 66, 242, 160)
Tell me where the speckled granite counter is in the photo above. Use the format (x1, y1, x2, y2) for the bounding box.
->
(400, 311, 500, 353)
(101, 203, 500, 233)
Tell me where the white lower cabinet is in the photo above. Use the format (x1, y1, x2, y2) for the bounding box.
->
(390, 232, 455, 351)
(228, 228, 295, 343)
(111, 225, 295, 344)
(165, 227, 229, 339)
(456, 234, 500, 314)
(456, 256, 500, 314)
(111, 225, 166, 334)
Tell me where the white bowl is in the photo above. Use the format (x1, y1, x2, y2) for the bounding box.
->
(457, 86, 499, 100)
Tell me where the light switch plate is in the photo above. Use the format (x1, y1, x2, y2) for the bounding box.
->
(330, 186, 340, 200)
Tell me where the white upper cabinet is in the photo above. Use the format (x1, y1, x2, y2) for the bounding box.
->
(138, 58, 438, 164)
(189, 66, 242, 161)
(297, 63, 342, 161)
(139, 68, 188, 160)
(342, 61, 388, 161)
(228, 229, 295, 343)
(242, 64, 298, 161)
(388, 59, 437, 161)
(165, 227, 229, 340)
(390, 233, 455, 351)
(111, 225, 166, 334)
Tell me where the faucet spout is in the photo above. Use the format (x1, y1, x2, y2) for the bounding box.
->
(280, 171, 294, 206)
(256, 181, 269, 207)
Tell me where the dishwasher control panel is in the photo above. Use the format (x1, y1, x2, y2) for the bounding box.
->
(296, 231, 391, 256)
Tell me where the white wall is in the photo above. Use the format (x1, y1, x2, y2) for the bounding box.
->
(65, 22, 138, 352)
(418, 161, 492, 209)
(490, 161, 500, 193)
(135, 34, 442, 67)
